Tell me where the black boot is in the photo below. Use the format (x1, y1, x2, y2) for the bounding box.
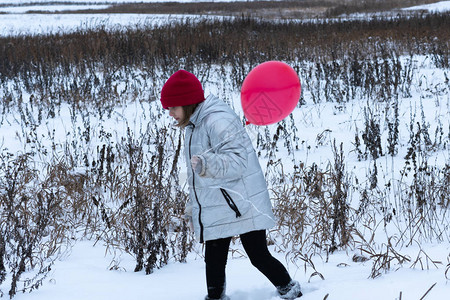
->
(277, 280, 303, 299)
(205, 282, 229, 300)
(204, 295, 230, 300)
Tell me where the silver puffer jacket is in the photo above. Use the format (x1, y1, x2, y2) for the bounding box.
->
(184, 94, 275, 242)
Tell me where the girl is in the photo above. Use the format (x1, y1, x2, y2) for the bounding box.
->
(160, 70, 302, 300)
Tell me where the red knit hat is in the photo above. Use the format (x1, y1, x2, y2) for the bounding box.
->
(160, 70, 205, 109)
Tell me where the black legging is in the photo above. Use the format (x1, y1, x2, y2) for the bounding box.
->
(205, 230, 291, 299)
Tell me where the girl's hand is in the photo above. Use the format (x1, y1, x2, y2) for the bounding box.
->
(191, 155, 203, 174)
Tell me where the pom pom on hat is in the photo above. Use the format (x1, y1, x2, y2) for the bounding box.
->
(160, 70, 205, 109)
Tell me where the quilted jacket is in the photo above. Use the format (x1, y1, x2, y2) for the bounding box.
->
(184, 94, 275, 242)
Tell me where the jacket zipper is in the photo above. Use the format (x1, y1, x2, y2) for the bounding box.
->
(220, 188, 242, 218)
(189, 124, 204, 243)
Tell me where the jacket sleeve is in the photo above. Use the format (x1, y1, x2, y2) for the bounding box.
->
(198, 115, 249, 179)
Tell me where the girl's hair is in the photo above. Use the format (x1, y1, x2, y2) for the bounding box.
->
(177, 103, 199, 128)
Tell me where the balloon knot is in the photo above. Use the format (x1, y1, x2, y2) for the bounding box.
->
(245, 120, 251, 126)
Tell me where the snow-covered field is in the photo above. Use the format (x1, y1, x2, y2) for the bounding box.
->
(1, 0, 450, 36)
(8, 240, 449, 300)
(0, 0, 261, 3)
(0, 4, 111, 13)
(0, 0, 222, 36)
(403, 0, 450, 11)
(1, 1, 449, 300)
(0, 13, 209, 36)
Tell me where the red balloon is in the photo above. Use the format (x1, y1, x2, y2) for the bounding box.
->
(241, 61, 301, 125)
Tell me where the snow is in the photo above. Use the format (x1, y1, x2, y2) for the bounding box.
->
(404, 0, 450, 12)
(9, 241, 450, 300)
(0, 13, 206, 36)
(1, 1, 450, 300)
(2, 1, 450, 36)
(0, 0, 272, 4)
(0, 5, 111, 13)
(0, 0, 233, 36)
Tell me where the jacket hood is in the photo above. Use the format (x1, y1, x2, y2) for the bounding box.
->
(189, 95, 233, 126)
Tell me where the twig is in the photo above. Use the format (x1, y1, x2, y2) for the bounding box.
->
(419, 282, 437, 300)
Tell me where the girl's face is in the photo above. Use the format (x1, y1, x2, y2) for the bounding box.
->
(168, 106, 185, 124)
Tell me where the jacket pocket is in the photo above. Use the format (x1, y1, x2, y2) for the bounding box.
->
(220, 188, 242, 218)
